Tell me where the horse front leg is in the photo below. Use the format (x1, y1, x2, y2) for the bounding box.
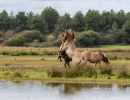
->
(95, 62, 98, 79)
(98, 61, 101, 67)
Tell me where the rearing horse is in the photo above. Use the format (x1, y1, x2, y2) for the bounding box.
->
(59, 30, 86, 67)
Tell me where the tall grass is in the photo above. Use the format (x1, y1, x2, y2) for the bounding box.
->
(0, 64, 130, 80)
(0, 46, 130, 57)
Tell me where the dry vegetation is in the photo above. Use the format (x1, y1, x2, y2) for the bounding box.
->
(0, 45, 130, 82)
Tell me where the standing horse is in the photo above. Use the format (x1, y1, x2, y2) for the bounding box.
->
(82, 51, 110, 67)
(59, 30, 86, 67)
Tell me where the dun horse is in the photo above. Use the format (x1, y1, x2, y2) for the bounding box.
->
(59, 29, 110, 68)
(82, 51, 110, 66)
(59, 30, 86, 67)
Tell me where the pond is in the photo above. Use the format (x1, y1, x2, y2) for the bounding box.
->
(0, 81, 130, 100)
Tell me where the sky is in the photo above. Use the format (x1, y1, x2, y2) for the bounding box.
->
(0, 0, 130, 16)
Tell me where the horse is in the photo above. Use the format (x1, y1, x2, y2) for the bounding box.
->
(58, 50, 72, 68)
(59, 29, 86, 67)
(82, 51, 110, 67)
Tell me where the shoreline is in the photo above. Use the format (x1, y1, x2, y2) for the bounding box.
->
(0, 75, 130, 85)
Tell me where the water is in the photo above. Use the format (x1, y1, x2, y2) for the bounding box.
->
(0, 81, 130, 100)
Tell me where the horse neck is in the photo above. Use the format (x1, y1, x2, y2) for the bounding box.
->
(65, 39, 76, 58)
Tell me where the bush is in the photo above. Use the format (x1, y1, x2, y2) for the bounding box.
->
(18, 30, 43, 43)
(47, 67, 64, 78)
(100, 67, 112, 76)
(117, 71, 130, 79)
(5, 36, 25, 46)
(47, 67, 96, 78)
(64, 68, 82, 78)
(77, 30, 100, 47)
(100, 35, 115, 45)
(13, 71, 22, 77)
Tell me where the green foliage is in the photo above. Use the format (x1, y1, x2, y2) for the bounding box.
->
(117, 71, 130, 79)
(72, 11, 86, 32)
(77, 30, 100, 47)
(110, 23, 128, 44)
(5, 36, 25, 46)
(41, 7, 59, 33)
(123, 18, 130, 34)
(1, 8, 130, 46)
(13, 71, 22, 77)
(18, 30, 42, 42)
(100, 67, 112, 76)
(47, 67, 96, 78)
(47, 67, 64, 78)
(85, 10, 101, 31)
(15, 12, 28, 32)
(55, 13, 72, 33)
(100, 10, 116, 32)
(0, 10, 10, 31)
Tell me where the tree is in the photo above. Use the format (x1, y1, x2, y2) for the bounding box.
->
(15, 12, 28, 32)
(116, 10, 126, 29)
(72, 11, 86, 32)
(8, 12, 17, 30)
(0, 10, 10, 31)
(26, 11, 35, 30)
(100, 10, 116, 32)
(85, 10, 101, 31)
(55, 13, 72, 33)
(41, 7, 59, 33)
(110, 22, 128, 43)
(33, 15, 48, 35)
(123, 18, 130, 34)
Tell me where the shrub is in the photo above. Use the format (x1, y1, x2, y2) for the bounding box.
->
(5, 36, 25, 46)
(77, 30, 100, 47)
(81, 67, 96, 77)
(100, 67, 112, 76)
(18, 30, 42, 43)
(13, 71, 22, 77)
(47, 67, 64, 78)
(64, 68, 82, 78)
(117, 71, 130, 79)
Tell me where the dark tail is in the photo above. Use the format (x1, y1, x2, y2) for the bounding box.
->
(100, 53, 110, 64)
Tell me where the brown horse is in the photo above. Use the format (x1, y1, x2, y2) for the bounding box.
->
(82, 51, 110, 66)
(59, 29, 86, 67)
(58, 50, 72, 68)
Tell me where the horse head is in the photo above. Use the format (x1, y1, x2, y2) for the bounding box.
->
(60, 29, 75, 44)
(59, 29, 75, 51)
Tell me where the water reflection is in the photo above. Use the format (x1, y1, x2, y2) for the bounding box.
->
(46, 82, 130, 95)
(0, 81, 130, 100)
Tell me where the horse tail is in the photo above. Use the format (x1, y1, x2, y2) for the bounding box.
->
(100, 53, 110, 64)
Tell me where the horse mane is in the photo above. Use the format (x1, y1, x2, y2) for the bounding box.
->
(100, 52, 110, 64)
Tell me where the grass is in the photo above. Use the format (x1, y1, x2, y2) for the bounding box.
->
(0, 67, 130, 85)
(0, 45, 129, 84)
(0, 45, 130, 56)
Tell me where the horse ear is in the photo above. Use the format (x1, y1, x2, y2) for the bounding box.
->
(70, 30, 75, 39)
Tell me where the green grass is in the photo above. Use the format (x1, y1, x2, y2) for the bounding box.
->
(0, 46, 129, 84)
(0, 64, 130, 84)
(99, 45, 130, 49)
(0, 45, 130, 56)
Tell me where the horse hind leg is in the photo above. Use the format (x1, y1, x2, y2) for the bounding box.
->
(64, 60, 67, 68)
(67, 62, 71, 68)
(95, 62, 98, 79)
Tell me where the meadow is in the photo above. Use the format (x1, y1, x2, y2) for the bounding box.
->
(0, 45, 130, 84)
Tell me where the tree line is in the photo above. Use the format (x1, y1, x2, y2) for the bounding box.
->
(0, 7, 130, 46)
